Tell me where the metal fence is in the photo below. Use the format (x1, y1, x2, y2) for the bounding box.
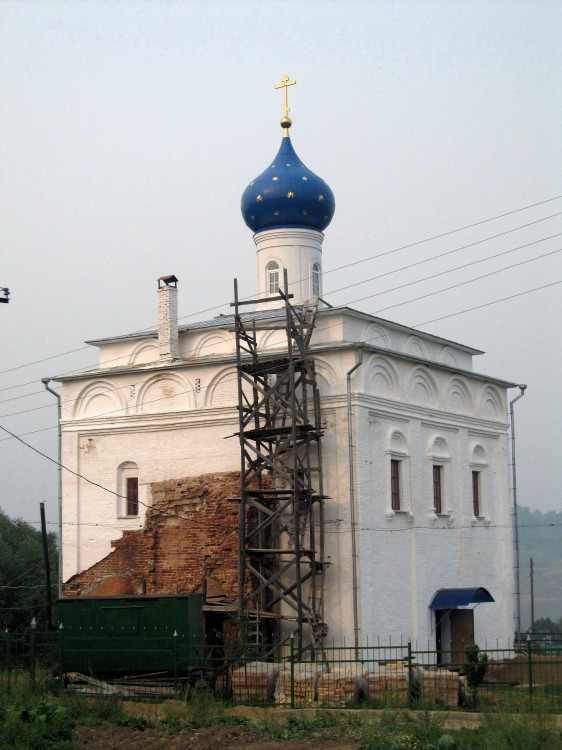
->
(1, 629, 561, 712)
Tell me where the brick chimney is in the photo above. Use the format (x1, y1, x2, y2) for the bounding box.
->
(157, 275, 179, 360)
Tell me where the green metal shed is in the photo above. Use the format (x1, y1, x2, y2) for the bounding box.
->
(56, 594, 204, 675)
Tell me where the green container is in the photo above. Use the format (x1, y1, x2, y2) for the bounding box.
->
(56, 594, 204, 675)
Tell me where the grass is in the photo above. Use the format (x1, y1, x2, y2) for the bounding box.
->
(1, 675, 561, 750)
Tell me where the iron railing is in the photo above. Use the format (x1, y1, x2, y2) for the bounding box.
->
(1, 629, 561, 712)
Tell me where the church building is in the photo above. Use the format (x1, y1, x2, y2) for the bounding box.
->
(56, 78, 516, 653)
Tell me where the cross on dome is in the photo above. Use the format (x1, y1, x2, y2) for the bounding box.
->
(274, 74, 296, 134)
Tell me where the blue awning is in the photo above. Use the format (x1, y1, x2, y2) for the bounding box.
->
(429, 587, 494, 610)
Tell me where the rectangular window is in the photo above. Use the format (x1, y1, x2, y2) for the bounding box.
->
(391, 459, 401, 511)
(126, 477, 139, 516)
(433, 465, 442, 514)
(472, 471, 480, 517)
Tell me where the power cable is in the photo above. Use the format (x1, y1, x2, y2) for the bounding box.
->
(1, 198, 560, 380)
(3, 239, 559, 420)
(1, 277, 559, 443)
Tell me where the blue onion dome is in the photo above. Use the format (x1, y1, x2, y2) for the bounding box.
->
(241, 135, 335, 234)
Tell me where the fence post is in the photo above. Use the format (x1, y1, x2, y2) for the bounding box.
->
(29, 618, 37, 690)
(5, 629, 11, 692)
(290, 632, 295, 709)
(407, 642, 413, 707)
(527, 636, 533, 708)
(173, 631, 178, 692)
(57, 623, 64, 693)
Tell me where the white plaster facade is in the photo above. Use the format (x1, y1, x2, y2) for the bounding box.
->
(56, 291, 516, 650)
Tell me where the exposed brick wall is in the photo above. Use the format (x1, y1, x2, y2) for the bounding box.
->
(64, 472, 243, 599)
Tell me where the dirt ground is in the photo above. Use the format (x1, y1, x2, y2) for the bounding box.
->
(75, 724, 360, 749)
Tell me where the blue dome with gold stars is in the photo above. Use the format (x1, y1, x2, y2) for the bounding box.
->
(241, 135, 335, 234)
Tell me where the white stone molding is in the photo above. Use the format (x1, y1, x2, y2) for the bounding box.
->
(385, 427, 412, 518)
(439, 346, 460, 368)
(204, 365, 239, 408)
(469, 442, 489, 523)
(312, 357, 340, 398)
(129, 341, 159, 366)
(408, 366, 438, 407)
(73, 379, 128, 420)
(364, 324, 392, 350)
(404, 335, 428, 359)
(136, 372, 195, 414)
(191, 331, 235, 357)
(363, 355, 399, 400)
(479, 384, 503, 421)
(427, 435, 452, 521)
(116, 460, 139, 518)
(254, 227, 324, 309)
(444, 376, 473, 415)
(259, 327, 288, 354)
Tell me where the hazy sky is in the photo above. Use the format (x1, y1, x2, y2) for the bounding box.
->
(1, 0, 560, 545)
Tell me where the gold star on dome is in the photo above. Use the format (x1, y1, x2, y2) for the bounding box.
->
(250, 181, 254, 186)
(303, 211, 308, 216)
(251, 215, 255, 220)
(240, 203, 244, 208)
(257, 195, 263, 202)
(324, 215, 328, 220)
(318, 195, 324, 201)
(302, 176, 308, 181)
(286, 163, 291, 166)
(273, 210, 279, 216)
(271, 165, 276, 168)
(273, 176, 278, 181)
(287, 191, 294, 198)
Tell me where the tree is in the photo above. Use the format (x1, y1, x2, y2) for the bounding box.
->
(0, 509, 58, 631)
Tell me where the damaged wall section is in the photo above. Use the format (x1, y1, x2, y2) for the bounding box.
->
(64, 472, 242, 602)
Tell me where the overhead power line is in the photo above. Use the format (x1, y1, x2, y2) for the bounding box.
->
(1, 196, 560, 381)
(2, 238, 558, 420)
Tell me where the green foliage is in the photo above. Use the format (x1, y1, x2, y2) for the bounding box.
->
(359, 710, 446, 750)
(0, 693, 76, 749)
(464, 644, 488, 708)
(455, 714, 562, 749)
(464, 645, 488, 688)
(0, 509, 58, 631)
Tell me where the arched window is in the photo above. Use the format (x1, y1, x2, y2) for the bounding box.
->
(312, 262, 321, 298)
(117, 461, 139, 517)
(266, 261, 280, 295)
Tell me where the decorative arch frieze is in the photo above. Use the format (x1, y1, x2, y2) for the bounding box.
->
(191, 331, 235, 357)
(408, 367, 438, 407)
(404, 335, 428, 359)
(312, 357, 340, 398)
(260, 327, 288, 353)
(479, 385, 504, 421)
(363, 355, 399, 399)
(364, 324, 391, 350)
(204, 366, 239, 408)
(73, 380, 127, 420)
(129, 341, 159, 366)
(439, 346, 460, 368)
(136, 372, 195, 414)
(445, 376, 473, 415)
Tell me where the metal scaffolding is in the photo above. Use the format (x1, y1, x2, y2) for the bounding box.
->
(232, 273, 327, 653)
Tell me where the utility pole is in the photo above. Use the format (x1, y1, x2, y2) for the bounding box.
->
(40, 502, 54, 629)
(529, 557, 535, 644)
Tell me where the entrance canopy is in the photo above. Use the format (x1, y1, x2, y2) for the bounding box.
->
(429, 587, 494, 610)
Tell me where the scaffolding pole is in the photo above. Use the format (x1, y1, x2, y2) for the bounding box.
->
(232, 272, 327, 652)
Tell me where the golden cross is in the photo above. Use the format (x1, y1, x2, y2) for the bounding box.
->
(274, 74, 296, 118)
